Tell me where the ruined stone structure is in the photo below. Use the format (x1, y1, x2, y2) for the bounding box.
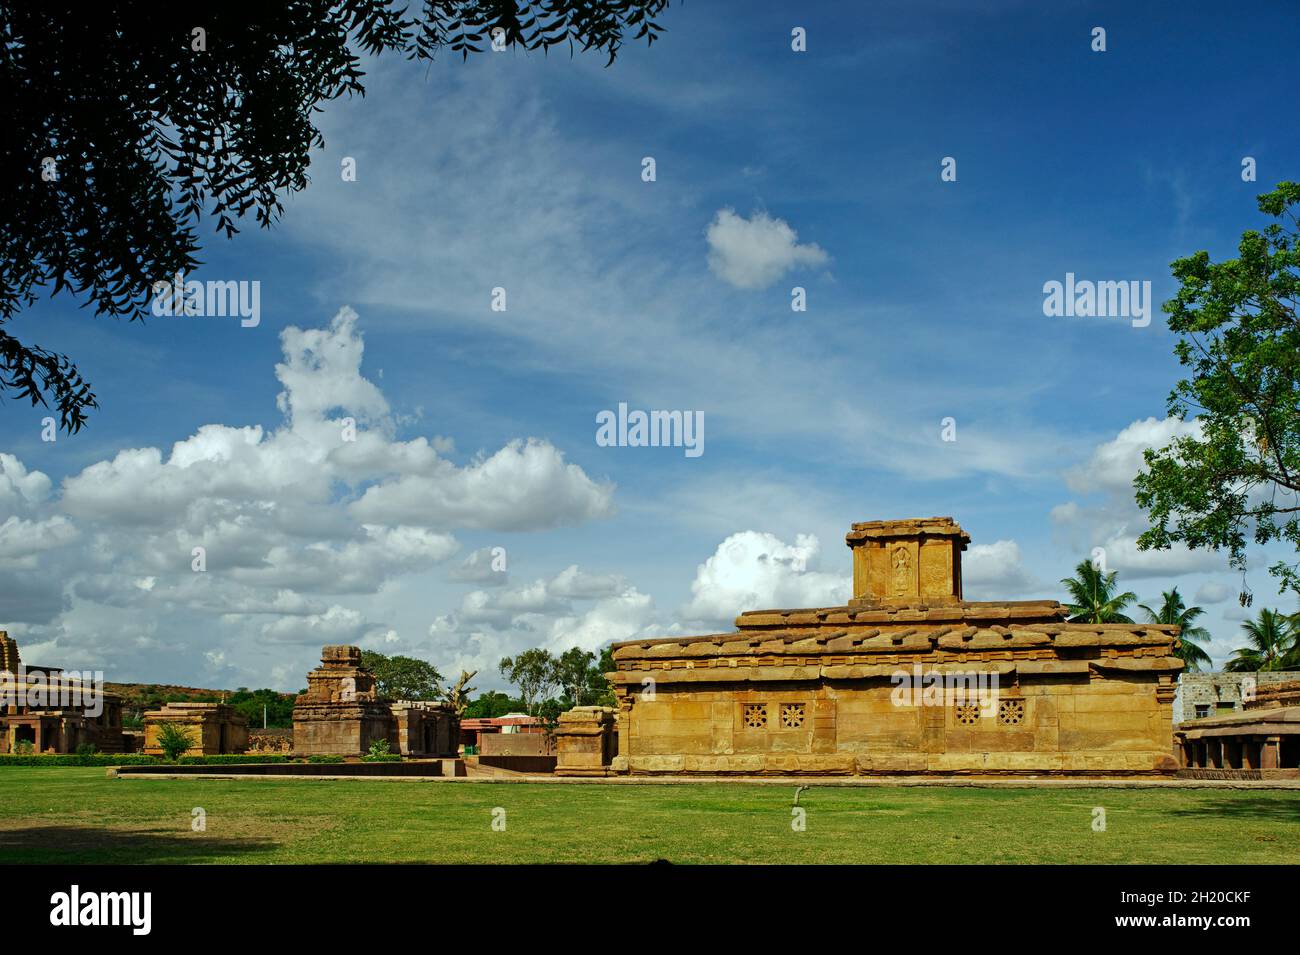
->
(1174, 678, 1300, 778)
(143, 702, 249, 756)
(292, 646, 460, 758)
(0, 631, 130, 754)
(606, 517, 1184, 777)
(554, 706, 618, 776)
(246, 731, 294, 755)
(391, 700, 460, 757)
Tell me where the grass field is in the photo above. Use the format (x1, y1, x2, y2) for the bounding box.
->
(0, 768, 1297, 864)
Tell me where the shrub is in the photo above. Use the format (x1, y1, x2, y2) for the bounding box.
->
(155, 723, 196, 762)
(307, 754, 345, 764)
(0, 754, 161, 766)
(13, 741, 34, 756)
(75, 742, 97, 757)
(177, 754, 289, 765)
(363, 739, 401, 762)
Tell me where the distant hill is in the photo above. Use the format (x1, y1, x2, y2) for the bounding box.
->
(106, 683, 299, 729)
(106, 682, 233, 705)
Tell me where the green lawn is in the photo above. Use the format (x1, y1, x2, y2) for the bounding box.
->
(0, 768, 1296, 864)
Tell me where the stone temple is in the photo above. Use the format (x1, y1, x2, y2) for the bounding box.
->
(0, 631, 131, 754)
(603, 517, 1185, 776)
(293, 645, 459, 758)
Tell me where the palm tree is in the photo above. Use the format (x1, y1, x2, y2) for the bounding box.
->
(1138, 587, 1212, 671)
(1060, 559, 1137, 623)
(1224, 608, 1298, 671)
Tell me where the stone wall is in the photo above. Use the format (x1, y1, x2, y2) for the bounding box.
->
(613, 667, 1176, 776)
(246, 731, 294, 754)
(480, 731, 554, 757)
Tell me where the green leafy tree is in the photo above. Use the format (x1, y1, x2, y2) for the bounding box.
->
(1137, 588, 1213, 671)
(498, 648, 559, 717)
(463, 690, 524, 719)
(360, 650, 443, 701)
(1, 1, 672, 431)
(554, 647, 600, 707)
(1060, 559, 1137, 623)
(536, 697, 567, 727)
(1135, 183, 1300, 599)
(227, 688, 296, 728)
(589, 646, 617, 707)
(155, 722, 196, 762)
(1224, 608, 1299, 671)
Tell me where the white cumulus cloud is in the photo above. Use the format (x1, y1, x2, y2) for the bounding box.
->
(705, 208, 829, 290)
(962, 539, 1039, 600)
(0, 306, 615, 689)
(681, 530, 849, 629)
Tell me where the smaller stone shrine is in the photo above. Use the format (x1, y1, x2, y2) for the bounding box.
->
(143, 702, 249, 756)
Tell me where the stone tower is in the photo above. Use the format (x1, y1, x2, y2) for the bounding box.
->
(845, 516, 970, 606)
(0, 631, 20, 674)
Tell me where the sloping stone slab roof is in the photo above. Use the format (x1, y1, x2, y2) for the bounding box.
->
(1176, 706, 1300, 738)
(611, 620, 1182, 662)
(733, 600, 1070, 630)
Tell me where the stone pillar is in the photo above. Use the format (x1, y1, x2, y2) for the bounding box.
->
(1224, 737, 1241, 769)
(610, 690, 633, 774)
(1262, 736, 1281, 770)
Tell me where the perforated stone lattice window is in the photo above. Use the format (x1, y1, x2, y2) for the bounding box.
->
(998, 699, 1025, 725)
(780, 703, 805, 728)
(743, 704, 767, 729)
(955, 703, 980, 725)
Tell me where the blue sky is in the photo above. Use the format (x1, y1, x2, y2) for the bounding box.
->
(3, 0, 1298, 691)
